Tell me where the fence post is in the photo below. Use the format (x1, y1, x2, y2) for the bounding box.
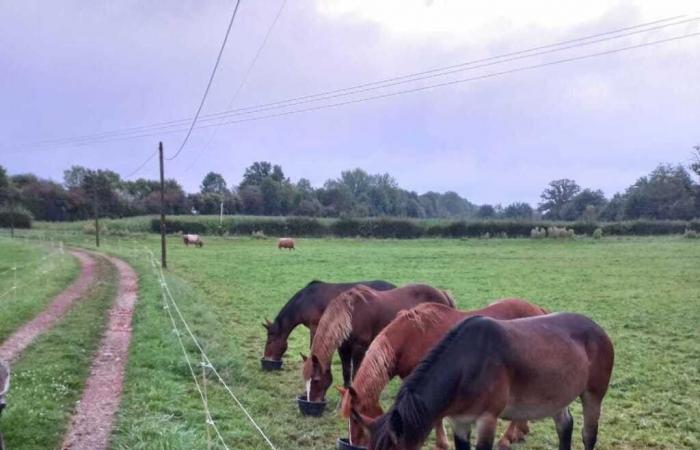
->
(159, 142, 167, 269)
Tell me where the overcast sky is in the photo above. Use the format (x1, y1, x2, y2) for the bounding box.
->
(1, 0, 698, 205)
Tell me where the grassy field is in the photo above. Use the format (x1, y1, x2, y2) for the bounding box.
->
(1, 254, 117, 450)
(0, 238, 78, 343)
(2, 232, 699, 449)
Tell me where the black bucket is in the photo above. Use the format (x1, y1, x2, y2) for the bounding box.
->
(260, 358, 283, 371)
(297, 394, 327, 417)
(337, 437, 366, 450)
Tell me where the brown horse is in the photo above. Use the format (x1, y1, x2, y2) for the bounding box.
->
(262, 280, 395, 384)
(301, 284, 455, 403)
(340, 299, 547, 449)
(278, 237, 295, 250)
(353, 313, 614, 450)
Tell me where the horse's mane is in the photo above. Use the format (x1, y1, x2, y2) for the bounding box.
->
(371, 316, 498, 449)
(273, 280, 325, 329)
(305, 287, 373, 375)
(345, 303, 451, 417)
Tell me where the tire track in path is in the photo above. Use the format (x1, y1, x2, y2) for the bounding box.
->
(0, 251, 97, 364)
(61, 255, 138, 450)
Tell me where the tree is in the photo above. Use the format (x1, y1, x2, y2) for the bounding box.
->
(200, 172, 228, 195)
(477, 204, 496, 218)
(560, 189, 607, 221)
(538, 179, 581, 219)
(503, 202, 533, 219)
(691, 145, 700, 178)
(623, 164, 697, 220)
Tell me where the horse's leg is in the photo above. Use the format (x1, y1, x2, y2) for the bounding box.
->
(350, 347, 366, 381)
(580, 391, 602, 450)
(497, 420, 529, 450)
(449, 418, 472, 450)
(308, 326, 316, 349)
(474, 414, 497, 450)
(553, 408, 574, 450)
(338, 343, 352, 387)
(433, 419, 449, 450)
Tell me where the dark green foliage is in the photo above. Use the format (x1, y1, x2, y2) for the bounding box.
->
(0, 207, 33, 228)
(330, 218, 423, 238)
(151, 218, 206, 235)
(503, 202, 534, 219)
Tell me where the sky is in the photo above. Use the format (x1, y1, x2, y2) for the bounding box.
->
(1, 0, 698, 205)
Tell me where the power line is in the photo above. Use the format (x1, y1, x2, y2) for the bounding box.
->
(165, 31, 700, 129)
(123, 150, 158, 179)
(27, 29, 700, 151)
(4, 15, 693, 152)
(184, 0, 287, 171)
(165, 0, 242, 161)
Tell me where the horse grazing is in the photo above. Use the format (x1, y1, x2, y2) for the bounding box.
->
(340, 299, 547, 449)
(278, 237, 295, 250)
(354, 313, 614, 450)
(262, 280, 396, 383)
(183, 234, 203, 247)
(301, 284, 455, 403)
(0, 361, 9, 450)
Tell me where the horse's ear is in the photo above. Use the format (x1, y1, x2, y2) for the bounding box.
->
(388, 410, 403, 444)
(335, 385, 347, 396)
(300, 353, 308, 362)
(262, 321, 270, 330)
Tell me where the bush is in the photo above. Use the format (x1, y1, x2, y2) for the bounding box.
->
(592, 228, 603, 239)
(0, 207, 33, 229)
(144, 215, 698, 239)
(530, 227, 547, 239)
(151, 218, 207, 234)
(547, 226, 574, 238)
(683, 229, 698, 239)
(251, 230, 267, 240)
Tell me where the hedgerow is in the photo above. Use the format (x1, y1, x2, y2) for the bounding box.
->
(142, 216, 700, 239)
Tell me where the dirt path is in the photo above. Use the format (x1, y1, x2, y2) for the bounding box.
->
(61, 255, 138, 450)
(0, 251, 97, 364)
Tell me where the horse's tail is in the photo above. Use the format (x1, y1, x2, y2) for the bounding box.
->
(440, 290, 457, 308)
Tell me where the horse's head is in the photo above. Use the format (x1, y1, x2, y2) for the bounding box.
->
(349, 407, 423, 450)
(0, 361, 9, 416)
(339, 386, 384, 447)
(262, 319, 287, 361)
(301, 353, 332, 402)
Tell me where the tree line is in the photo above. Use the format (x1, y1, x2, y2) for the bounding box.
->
(1, 148, 699, 224)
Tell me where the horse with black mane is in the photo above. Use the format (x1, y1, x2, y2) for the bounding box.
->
(301, 284, 455, 403)
(262, 280, 395, 383)
(353, 313, 614, 450)
(340, 299, 547, 449)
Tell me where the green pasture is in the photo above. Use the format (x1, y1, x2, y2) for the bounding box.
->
(1, 231, 699, 449)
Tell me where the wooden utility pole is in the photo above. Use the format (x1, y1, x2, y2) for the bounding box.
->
(159, 142, 167, 269)
(93, 186, 100, 247)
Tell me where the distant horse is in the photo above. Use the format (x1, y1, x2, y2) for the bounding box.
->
(262, 280, 396, 385)
(183, 234, 203, 247)
(278, 238, 295, 250)
(340, 299, 547, 449)
(0, 361, 9, 450)
(353, 313, 614, 450)
(301, 284, 455, 403)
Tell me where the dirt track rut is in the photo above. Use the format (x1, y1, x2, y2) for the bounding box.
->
(60, 255, 138, 450)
